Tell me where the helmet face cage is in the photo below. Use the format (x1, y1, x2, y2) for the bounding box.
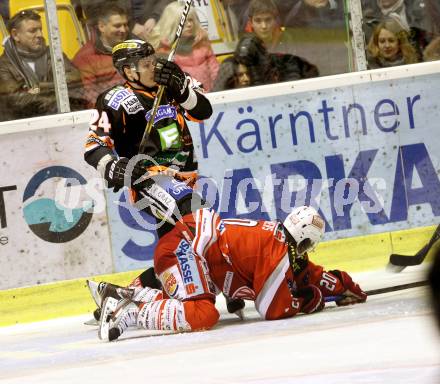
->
(297, 238, 313, 255)
(112, 40, 155, 75)
(283, 206, 325, 255)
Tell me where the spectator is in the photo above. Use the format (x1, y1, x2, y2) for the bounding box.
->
(131, 0, 171, 41)
(147, 2, 219, 92)
(281, 0, 344, 29)
(214, 33, 318, 91)
(254, 0, 346, 76)
(366, 18, 419, 69)
(212, 57, 252, 91)
(0, 10, 84, 121)
(423, 36, 440, 62)
(362, 0, 440, 58)
(243, 0, 288, 54)
(73, 3, 130, 108)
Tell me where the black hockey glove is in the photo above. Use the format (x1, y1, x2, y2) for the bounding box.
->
(224, 294, 245, 320)
(154, 58, 189, 103)
(104, 157, 149, 192)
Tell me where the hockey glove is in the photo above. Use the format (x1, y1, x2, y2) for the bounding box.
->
(297, 284, 325, 314)
(322, 270, 367, 306)
(154, 58, 189, 103)
(104, 157, 149, 192)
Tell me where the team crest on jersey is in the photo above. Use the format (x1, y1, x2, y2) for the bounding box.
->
(145, 105, 177, 124)
(174, 239, 204, 297)
(157, 123, 181, 150)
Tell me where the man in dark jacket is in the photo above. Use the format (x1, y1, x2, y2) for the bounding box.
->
(0, 9, 84, 121)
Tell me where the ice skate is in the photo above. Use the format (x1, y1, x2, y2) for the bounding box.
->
(86, 280, 135, 326)
(99, 297, 139, 342)
(86, 280, 135, 308)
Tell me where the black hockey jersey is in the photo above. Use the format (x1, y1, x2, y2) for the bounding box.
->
(84, 81, 211, 172)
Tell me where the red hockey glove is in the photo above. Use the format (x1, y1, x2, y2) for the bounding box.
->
(322, 270, 367, 306)
(296, 284, 325, 314)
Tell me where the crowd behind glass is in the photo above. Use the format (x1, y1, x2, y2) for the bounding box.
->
(0, 0, 439, 122)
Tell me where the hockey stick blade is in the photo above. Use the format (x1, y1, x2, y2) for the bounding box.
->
(325, 280, 428, 302)
(388, 224, 440, 269)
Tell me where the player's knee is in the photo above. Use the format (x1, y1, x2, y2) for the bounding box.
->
(183, 299, 219, 330)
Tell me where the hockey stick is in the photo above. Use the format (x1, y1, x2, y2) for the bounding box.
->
(138, 0, 192, 154)
(324, 280, 428, 302)
(388, 224, 440, 272)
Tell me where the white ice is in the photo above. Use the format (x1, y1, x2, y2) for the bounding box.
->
(1, 266, 439, 384)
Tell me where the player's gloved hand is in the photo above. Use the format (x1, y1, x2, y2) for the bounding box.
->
(154, 58, 189, 103)
(297, 284, 324, 314)
(224, 294, 245, 320)
(325, 270, 367, 306)
(104, 157, 149, 192)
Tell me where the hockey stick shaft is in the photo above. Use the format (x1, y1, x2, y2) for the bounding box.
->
(138, 0, 192, 154)
(324, 280, 428, 302)
(389, 224, 440, 267)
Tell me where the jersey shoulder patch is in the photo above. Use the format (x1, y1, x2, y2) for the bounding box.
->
(103, 86, 138, 111)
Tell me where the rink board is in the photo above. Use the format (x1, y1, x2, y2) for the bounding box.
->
(0, 62, 439, 315)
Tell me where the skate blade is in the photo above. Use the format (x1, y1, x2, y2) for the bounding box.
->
(98, 297, 118, 341)
(87, 280, 102, 307)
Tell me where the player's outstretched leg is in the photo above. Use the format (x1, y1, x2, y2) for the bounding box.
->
(87, 267, 162, 324)
(99, 295, 219, 342)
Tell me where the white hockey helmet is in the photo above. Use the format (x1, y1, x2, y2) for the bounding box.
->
(283, 206, 325, 254)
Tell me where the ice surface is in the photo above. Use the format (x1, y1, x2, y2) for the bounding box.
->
(1, 266, 439, 384)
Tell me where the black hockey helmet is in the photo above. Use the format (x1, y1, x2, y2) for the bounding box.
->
(112, 39, 155, 75)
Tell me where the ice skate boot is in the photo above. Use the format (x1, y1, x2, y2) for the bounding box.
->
(86, 280, 135, 326)
(99, 297, 140, 341)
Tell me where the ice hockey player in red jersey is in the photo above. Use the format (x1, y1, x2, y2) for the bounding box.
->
(98, 206, 367, 341)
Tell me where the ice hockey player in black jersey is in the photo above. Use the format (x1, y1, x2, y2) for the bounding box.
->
(83, 39, 243, 323)
(84, 39, 212, 236)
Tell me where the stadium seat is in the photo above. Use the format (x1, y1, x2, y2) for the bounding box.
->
(0, 14, 7, 56)
(9, 0, 86, 59)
